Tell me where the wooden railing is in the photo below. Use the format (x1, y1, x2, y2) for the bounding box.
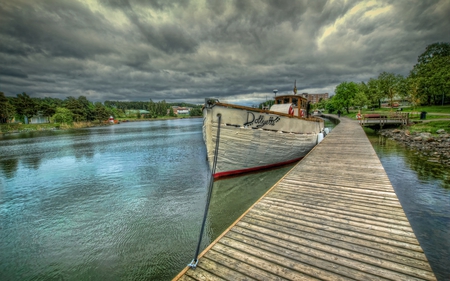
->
(359, 112, 409, 127)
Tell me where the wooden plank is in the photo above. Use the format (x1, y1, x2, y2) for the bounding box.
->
(225, 229, 435, 280)
(177, 275, 197, 281)
(196, 257, 255, 280)
(245, 208, 424, 251)
(184, 266, 225, 281)
(264, 196, 412, 228)
(204, 250, 287, 281)
(271, 188, 405, 210)
(212, 242, 321, 280)
(216, 238, 350, 281)
(259, 198, 414, 232)
(268, 191, 410, 221)
(233, 222, 432, 269)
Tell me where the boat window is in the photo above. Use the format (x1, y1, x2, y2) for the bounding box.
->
(292, 98, 298, 106)
(283, 98, 289, 104)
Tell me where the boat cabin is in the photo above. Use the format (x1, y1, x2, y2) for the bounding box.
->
(274, 95, 308, 110)
(270, 94, 308, 118)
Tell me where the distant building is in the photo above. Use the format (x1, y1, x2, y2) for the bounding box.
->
(300, 93, 329, 104)
(30, 111, 49, 124)
(169, 106, 190, 115)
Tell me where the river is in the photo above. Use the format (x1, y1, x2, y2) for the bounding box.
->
(0, 118, 448, 280)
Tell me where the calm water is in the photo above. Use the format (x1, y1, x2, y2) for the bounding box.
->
(1, 119, 449, 280)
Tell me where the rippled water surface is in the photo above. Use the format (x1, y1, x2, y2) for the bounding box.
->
(0, 119, 293, 280)
(1, 119, 448, 280)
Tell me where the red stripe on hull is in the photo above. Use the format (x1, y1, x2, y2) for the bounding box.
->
(213, 157, 303, 179)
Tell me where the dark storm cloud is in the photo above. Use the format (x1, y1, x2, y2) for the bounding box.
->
(0, 0, 115, 60)
(0, 67, 28, 79)
(0, 0, 449, 105)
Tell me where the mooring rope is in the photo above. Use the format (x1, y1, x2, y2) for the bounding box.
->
(188, 114, 222, 269)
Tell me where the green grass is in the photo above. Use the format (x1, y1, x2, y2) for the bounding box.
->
(407, 121, 450, 135)
(0, 123, 58, 133)
(400, 105, 450, 114)
(0, 122, 99, 133)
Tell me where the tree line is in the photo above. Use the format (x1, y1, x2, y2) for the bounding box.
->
(0, 93, 203, 124)
(323, 42, 450, 113)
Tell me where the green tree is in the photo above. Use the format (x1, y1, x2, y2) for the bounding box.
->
(325, 96, 337, 113)
(366, 78, 383, 109)
(52, 107, 73, 124)
(0, 92, 15, 123)
(64, 97, 84, 121)
(410, 42, 450, 105)
(353, 82, 369, 109)
(93, 102, 109, 121)
(334, 81, 358, 113)
(64, 96, 94, 121)
(378, 72, 403, 108)
(189, 108, 202, 116)
(13, 92, 37, 123)
(405, 77, 422, 111)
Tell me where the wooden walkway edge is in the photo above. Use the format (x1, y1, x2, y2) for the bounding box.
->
(173, 116, 436, 281)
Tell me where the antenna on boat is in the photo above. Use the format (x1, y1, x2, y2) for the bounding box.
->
(273, 89, 278, 97)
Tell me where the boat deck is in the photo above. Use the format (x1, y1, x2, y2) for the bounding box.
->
(173, 116, 436, 280)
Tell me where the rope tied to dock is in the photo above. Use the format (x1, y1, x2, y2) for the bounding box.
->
(188, 114, 222, 269)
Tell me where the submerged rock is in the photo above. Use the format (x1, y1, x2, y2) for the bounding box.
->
(379, 128, 450, 167)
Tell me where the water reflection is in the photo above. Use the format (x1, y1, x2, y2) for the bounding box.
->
(0, 159, 18, 178)
(207, 164, 296, 240)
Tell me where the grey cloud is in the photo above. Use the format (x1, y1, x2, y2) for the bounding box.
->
(0, 1, 115, 59)
(0, 67, 28, 78)
(0, 0, 449, 104)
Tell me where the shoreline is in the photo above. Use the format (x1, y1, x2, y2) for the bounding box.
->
(0, 116, 202, 136)
(378, 128, 450, 166)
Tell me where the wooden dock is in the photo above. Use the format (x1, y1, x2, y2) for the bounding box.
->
(173, 117, 436, 281)
(359, 112, 409, 128)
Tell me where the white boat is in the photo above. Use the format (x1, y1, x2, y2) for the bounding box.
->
(202, 93, 325, 179)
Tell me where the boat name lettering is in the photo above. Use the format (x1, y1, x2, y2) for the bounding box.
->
(244, 112, 280, 128)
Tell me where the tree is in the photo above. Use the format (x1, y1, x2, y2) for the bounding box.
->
(189, 108, 202, 116)
(378, 72, 403, 108)
(52, 107, 73, 124)
(333, 81, 358, 113)
(13, 92, 37, 123)
(93, 102, 109, 121)
(353, 82, 369, 109)
(325, 96, 337, 113)
(410, 42, 450, 105)
(366, 78, 383, 108)
(64, 96, 84, 121)
(0, 92, 15, 123)
(405, 77, 422, 111)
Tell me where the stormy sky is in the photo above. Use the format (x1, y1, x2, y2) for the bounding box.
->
(1, 0, 449, 105)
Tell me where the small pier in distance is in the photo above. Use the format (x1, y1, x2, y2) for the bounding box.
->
(359, 112, 410, 129)
(173, 117, 436, 280)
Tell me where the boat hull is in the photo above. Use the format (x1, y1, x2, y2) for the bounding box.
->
(203, 103, 324, 179)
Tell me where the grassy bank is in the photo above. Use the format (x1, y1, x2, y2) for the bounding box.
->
(407, 121, 450, 135)
(0, 121, 99, 134)
(1, 116, 202, 134)
(332, 105, 450, 135)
